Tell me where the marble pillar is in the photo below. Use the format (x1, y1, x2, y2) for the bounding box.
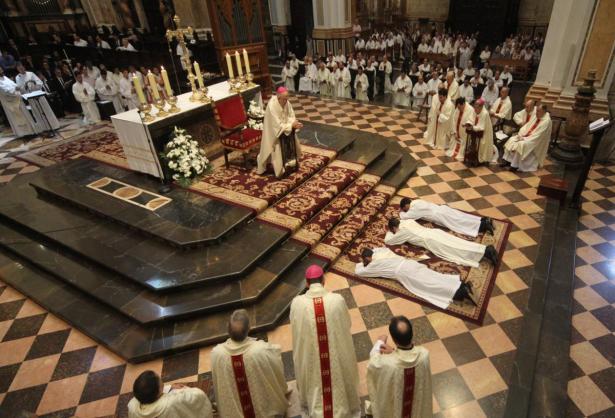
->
(312, 0, 354, 56)
(269, 0, 291, 56)
(174, 0, 212, 32)
(517, 0, 554, 36)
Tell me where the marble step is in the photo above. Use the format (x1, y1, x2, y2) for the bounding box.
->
(300, 121, 355, 153)
(0, 222, 309, 324)
(29, 158, 253, 248)
(0, 250, 327, 362)
(380, 152, 418, 189)
(336, 136, 388, 166)
(365, 147, 402, 179)
(0, 177, 288, 292)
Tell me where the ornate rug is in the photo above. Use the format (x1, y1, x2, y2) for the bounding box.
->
(257, 160, 365, 231)
(311, 184, 396, 262)
(331, 195, 512, 324)
(188, 145, 337, 212)
(292, 173, 381, 247)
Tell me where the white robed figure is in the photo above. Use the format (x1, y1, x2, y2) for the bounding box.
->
(281, 61, 297, 92)
(119, 70, 139, 110)
(392, 73, 412, 107)
(446, 98, 475, 161)
(0, 68, 35, 137)
(399, 197, 494, 238)
(384, 218, 498, 268)
(379, 58, 393, 93)
(14, 64, 60, 133)
(333, 63, 351, 98)
(443, 72, 459, 101)
(356, 247, 471, 309)
(290, 265, 361, 418)
(211, 310, 288, 418)
(423, 89, 454, 149)
(490, 87, 512, 126)
(513, 100, 536, 128)
(366, 316, 433, 418)
(299, 58, 318, 93)
(317, 63, 332, 96)
(256, 87, 303, 177)
(95, 70, 124, 114)
(72, 72, 101, 124)
(468, 99, 496, 164)
(354, 68, 369, 102)
(503, 104, 552, 172)
(411, 76, 428, 110)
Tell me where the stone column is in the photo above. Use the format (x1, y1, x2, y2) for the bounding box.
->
(80, 0, 122, 28)
(312, 0, 354, 57)
(269, 0, 291, 57)
(174, 0, 212, 33)
(403, 0, 449, 30)
(517, 0, 554, 35)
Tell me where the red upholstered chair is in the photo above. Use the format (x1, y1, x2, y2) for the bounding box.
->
(214, 94, 262, 169)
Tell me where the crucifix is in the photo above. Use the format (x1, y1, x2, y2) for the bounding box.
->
(166, 15, 210, 103)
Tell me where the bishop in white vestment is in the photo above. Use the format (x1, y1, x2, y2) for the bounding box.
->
(384, 218, 498, 268)
(0, 67, 35, 137)
(367, 316, 433, 418)
(72, 72, 100, 124)
(423, 89, 454, 150)
(399, 197, 494, 238)
(503, 105, 552, 172)
(290, 265, 361, 418)
(211, 310, 288, 418)
(354, 67, 369, 102)
(95, 70, 124, 114)
(446, 97, 475, 161)
(256, 87, 303, 177)
(356, 248, 474, 309)
(392, 73, 412, 107)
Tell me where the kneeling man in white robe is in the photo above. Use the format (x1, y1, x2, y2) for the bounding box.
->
(392, 73, 412, 107)
(367, 316, 434, 418)
(72, 71, 101, 124)
(399, 197, 494, 237)
(211, 309, 288, 418)
(127, 370, 213, 418)
(384, 218, 498, 268)
(256, 87, 303, 177)
(356, 248, 475, 309)
(290, 264, 361, 418)
(502, 104, 552, 172)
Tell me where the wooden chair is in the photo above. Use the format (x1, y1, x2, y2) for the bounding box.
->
(213, 94, 262, 169)
(418, 95, 431, 123)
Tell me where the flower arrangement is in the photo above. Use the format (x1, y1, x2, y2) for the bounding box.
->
(247, 100, 264, 130)
(161, 127, 210, 186)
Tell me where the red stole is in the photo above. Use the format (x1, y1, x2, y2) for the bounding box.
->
(495, 100, 503, 114)
(525, 112, 531, 124)
(313, 297, 333, 418)
(231, 354, 256, 418)
(401, 367, 416, 418)
(522, 118, 541, 139)
(452, 106, 465, 158)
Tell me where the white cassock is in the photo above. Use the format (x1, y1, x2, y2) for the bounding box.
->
(445, 79, 459, 101)
(385, 219, 487, 268)
(423, 97, 454, 149)
(401, 200, 482, 237)
(0, 76, 35, 137)
(504, 114, 552, 172)
(513, 107, 535, 127)
(256, 95, 302, 177)
(469, 107, 496, 163)
(282, 66, 297, 92)
(318, 68, 332, 96)
(299, 63, 318, 93)
(290, 283, 361, 418)
(380, 61, 393, 93)
(354, 73, 369, 102)
(392, 76, 412, 107)
(333, 67, 351, 98)
(411, 82, 428, 110)
(490, 96, 512, 125)
(355, 248, 462, 309)
(446, 103, 475, 161)
(72, 81, 101, 123)
(95, 76, 124, 114)
(15, 71, 60, 133)
(127, 387, 213, 418)
(426, 78, 440, 106)
(119, 77, 139, 110)
(367, 341, 432, 418)
(211, 337, 288, 418)
(481, 86, 499, 108)
(458, 84, 474, 102)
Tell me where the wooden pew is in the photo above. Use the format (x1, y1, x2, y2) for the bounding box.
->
(489, 58, 530, 81)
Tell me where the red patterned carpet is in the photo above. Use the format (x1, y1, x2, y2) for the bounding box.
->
(331, 195, 512, 324)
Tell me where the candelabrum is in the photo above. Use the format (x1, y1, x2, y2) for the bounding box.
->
(167, 94, 180, 113)
(199, 86, 212, 104)
(154, 98, 169, 118)
(245, 72, 257, 88)
(138, 102, 155, 122)
(188, 73, 201, 102)
(229, 77, 242, 93)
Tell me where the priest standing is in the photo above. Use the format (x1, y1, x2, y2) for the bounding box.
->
(290, 265, 361, 418)
(468, 98, 496, 164)
(502, 104, 552, 172)
(14, 63, 60, 134)
(354, 66, 369, 102)
(119, 69, 139, 110)
(95, 69, 124, 114)
(392, 72, 413, 107)
(211, 309, 288, 417)
(317, 61, 332, 97)
(0, 67, 35, 138)
(366, 316, 433, 418)
(333, 62, 351, 98)
(446, 97, 475, 161)
(72, 71, 100, 124)
(424, 88, 454, 150)
(256, 87, 303, 178)
(281, 60, 297, 92)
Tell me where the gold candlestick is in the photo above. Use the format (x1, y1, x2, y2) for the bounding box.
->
(229, 77, 242, 93)
(138, 102, 155, 122)
(188, 73, 201, 102)
(199, 86, 212, 104)
(245, 72, 257, 88)
(154, 98, 169, 117)
(167, 95, 180, 113)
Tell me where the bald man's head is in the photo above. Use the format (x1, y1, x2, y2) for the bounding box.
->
(525, 99, 535, 111)
(228, 309, 250, 342)
(500, 87, 509, 97)
(389, 316, 413, 348)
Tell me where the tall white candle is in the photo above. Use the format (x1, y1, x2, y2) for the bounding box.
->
(225, 53, 234, 79)
(160, 66, 172, 97)
(193, 61, 204, 89)
(147, 71, 160, 100)
(133, 74, 146, 104)
(242, 49, 250, 74)
(235, 50, 243, 76)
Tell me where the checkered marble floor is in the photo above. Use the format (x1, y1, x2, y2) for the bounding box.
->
(0, 94, 610, 418)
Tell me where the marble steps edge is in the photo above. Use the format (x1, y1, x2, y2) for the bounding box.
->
(0, 250, 328, 362)
(0, 222, 311, 324)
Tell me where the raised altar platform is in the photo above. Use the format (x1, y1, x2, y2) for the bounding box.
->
(0, 122, 418, 362)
